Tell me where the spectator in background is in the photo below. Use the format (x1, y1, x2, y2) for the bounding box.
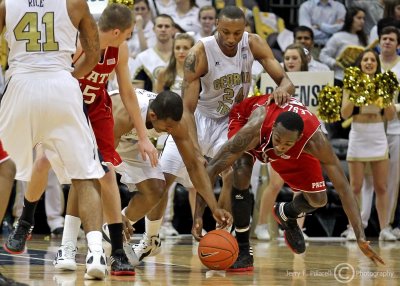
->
(369, 0, 400, 44)
(193, 5, 216, 41)
(127, 0, 156, 59)
(149, 0, 176, 17)
(293, 26, 330, 71)
(298, 0, 346, 47)
(170, 0, 201, 33)
(341, 49, 396, 241)
(359, 26, 400, 239)
(320, 7, 368, 87)
(131, 14, 175, 91)
(346, 0, 384, 35)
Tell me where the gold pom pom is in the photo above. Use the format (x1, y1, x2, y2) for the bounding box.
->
(343, 67, 399, 107)
(253, 85, 261, 97)
(374, 70, 399, 108)
(317, 85, 342, 123)
(108, 0, 135, 9)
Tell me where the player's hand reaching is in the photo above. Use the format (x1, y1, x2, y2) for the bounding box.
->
(138, 137, 159, 167)
(191, 216, 204, 242)
(122, 215, 135, 242)
(213, 208, 233, 231)
(357, 239, 385, 265)
(270, 87, 291, 106)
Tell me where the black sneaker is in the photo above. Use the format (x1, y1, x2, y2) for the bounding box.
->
(227, 246, 254, 272)
(0, 272, 28, 286)
(273, 203, 306, 254)
(3, 220, 33, 254)
(110, 249, 135, 276)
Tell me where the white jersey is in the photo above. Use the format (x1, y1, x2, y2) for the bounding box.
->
(5, 0, 77, 79)
(117, 89, 164, 165)
(132, 48, 169, 86)
(198, 32, 254, 118)
(170, 74, 183, 96)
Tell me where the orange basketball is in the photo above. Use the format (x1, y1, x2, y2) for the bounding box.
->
(198, 229, 239, 270)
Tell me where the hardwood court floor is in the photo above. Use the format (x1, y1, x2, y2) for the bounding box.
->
(1, 235, 399, 285)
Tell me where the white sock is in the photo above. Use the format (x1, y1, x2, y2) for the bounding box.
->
(86, 231, 103, 252)
(121, 207, 136, 225)
(61, 215, 81, 246)
(145, 216, 162, 237)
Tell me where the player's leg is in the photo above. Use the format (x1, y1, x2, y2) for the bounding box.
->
(53, 183, 81, 270)
(123, 178, 166, 265)
(98, 165, 135, 276)
(370, 159, 396, 241)
(4, 149, 51, 254)
(227, 153, 254, 272)
(0, 146, 28, 286)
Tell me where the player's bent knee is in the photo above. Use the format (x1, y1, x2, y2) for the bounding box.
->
(0, 158, 16, 178)
(305, 192, 328, 208)
(35, 155, 52, 173)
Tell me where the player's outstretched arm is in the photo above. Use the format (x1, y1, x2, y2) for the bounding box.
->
(207, 106, 266, 184)
(306, 130, 385, 265)
(116, 43, 158, 167)
(171, 121, 233, 232)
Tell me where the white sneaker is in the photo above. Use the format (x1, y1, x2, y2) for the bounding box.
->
(133, 233, 162, 261)
(159, 222, 178, 239)
(254, 224, 271, 241)
(84, 246, 107, 280)
(53, 241, 77, 271)
(123, 242, 140, 267)
(379, 227, 397, 241)
(346, 227, 356, 241)
(391, 227, 400, 239)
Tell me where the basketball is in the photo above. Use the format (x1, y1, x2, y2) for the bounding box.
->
(198, 229, 239, 270)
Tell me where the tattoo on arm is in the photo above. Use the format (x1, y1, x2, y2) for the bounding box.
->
(184, 52, 196, 73)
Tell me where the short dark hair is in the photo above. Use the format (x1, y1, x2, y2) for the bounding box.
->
(275, 111, 304, 134)
(98, 4, 133, 32)
(150, 91, 183, 121)
(293, 26, 314, 41)
(379, 25, 400, 44)
(217, 6, 245, 21)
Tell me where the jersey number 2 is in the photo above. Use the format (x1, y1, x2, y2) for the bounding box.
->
(14, 12, 59, 52)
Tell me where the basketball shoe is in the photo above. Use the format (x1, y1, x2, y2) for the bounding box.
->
(273, 203, 306, 254)
(3, 220, 33, 254)
(227, 246, 254, 272)
(84, 246, 107, 280)
(53, 241, 77, 271)
(110, 249, 135, 276)
(125, 233, 162, 265)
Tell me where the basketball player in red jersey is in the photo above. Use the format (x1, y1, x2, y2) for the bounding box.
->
(5, 4, 157, 277)
(193, 95, 384, 266)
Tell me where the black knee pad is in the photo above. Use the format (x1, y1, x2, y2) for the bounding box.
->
(231, 187, 253, 229)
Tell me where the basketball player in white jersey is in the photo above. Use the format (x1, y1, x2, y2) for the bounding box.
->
(0, 0, 108, 280)
(144, 6, 294, 272)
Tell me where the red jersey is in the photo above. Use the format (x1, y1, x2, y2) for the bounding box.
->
(228, 95, 325, 192)
(0, 140, 9, 163)
(76, 47, 121, 166)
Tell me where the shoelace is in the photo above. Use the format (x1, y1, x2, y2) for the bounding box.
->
(12, 223, 33, 238)
(62, 244, 76, 259)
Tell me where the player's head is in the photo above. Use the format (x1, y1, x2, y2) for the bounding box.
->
(149, 91, 183, 133)
(272, 111, 304, 155)
(216, 6, 246, 53)
(98, 4, 134, 46)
